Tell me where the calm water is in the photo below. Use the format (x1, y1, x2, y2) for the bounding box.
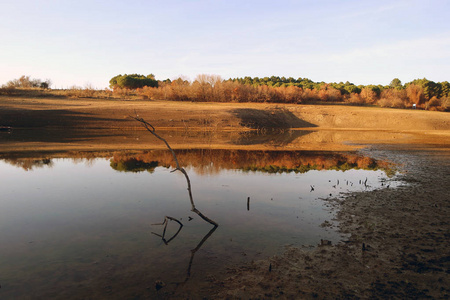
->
(0, 152, 402, 298)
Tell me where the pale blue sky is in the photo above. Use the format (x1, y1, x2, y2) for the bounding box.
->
(1, 0, 449, 89)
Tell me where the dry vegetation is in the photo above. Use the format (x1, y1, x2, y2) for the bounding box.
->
(135, 78, 450, 111)
(2, 74, 449, 111)
(135, 74, 449, 111)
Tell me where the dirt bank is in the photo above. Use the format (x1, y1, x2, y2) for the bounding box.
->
(206, 145, 450, 299)
(1, 97, 449, 132)
(1, 97, 449, 154)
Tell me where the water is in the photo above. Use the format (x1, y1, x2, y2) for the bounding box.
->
(0, 151, 402, 298)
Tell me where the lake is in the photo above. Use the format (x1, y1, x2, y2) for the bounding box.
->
(0, 149, 402, 298)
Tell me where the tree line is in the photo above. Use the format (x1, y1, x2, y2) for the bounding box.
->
(2, 73, 448, 111)
(124, 74, 449, 111)
(4, 75, 52, 89)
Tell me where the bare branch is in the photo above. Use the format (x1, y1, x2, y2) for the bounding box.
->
(131, 114, 218, 227)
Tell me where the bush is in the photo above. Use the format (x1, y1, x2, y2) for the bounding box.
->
(426, 96, 441, 108)
(0, 86, 16, 95)
(346, 93, 364, 104)
(377, 97, 406, 108)
(109, 74, 158, 89)
(6, 75, 51, 89)
(441, 97, 450, 111)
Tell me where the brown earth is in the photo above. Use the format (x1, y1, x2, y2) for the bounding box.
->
(1, 96, 449, 153)
(1, 96, 450, 299)
(1, 97, 448, 132)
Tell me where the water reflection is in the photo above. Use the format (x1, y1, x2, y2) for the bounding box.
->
(107, 149, 396, 176)
(0, 150, 401, 298)
(1, 150, 397, 175)
(110, 158, 158, 173)
(0, 157, 54, 171)
(148, 155, 219, 285)
(233, 130, 313, 146)
(130, 117, 219, 289)
(151, 216, 184, 245)
(3, 150, 395, 179)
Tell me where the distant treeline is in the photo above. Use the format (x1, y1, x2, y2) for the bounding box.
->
(2, 74, 449, 111)
(133, 74, 449, 111)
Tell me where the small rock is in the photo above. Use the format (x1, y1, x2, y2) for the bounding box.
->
(155, 280, 166, 291)
(320, 239, 332, 246)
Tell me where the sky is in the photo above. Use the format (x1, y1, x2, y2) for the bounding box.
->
(0, 0, 449, 89)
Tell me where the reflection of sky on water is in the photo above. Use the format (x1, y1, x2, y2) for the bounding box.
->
(0, 158, 402, 298)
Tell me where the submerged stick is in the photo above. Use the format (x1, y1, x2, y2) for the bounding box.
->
(151, 216, 184, 245)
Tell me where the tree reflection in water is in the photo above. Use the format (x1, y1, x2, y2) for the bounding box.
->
(108, 148, 396, 176)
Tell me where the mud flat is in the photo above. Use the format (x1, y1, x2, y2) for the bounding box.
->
(207, 144, 450, 299)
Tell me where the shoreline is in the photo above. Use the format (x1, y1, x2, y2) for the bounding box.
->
(206, 145, 449, 299)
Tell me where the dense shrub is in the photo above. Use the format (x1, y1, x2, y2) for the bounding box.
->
(109, 74, 158, 89)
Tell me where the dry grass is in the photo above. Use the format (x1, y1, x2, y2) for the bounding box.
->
(2, 86, 449, 111)
(0, 87, 144, 100)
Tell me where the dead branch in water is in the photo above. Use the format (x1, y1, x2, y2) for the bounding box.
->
(132, 114, 219, 286)
(130, 114, 218, 227)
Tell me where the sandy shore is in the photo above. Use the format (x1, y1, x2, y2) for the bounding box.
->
(206, 144, 450, 299)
